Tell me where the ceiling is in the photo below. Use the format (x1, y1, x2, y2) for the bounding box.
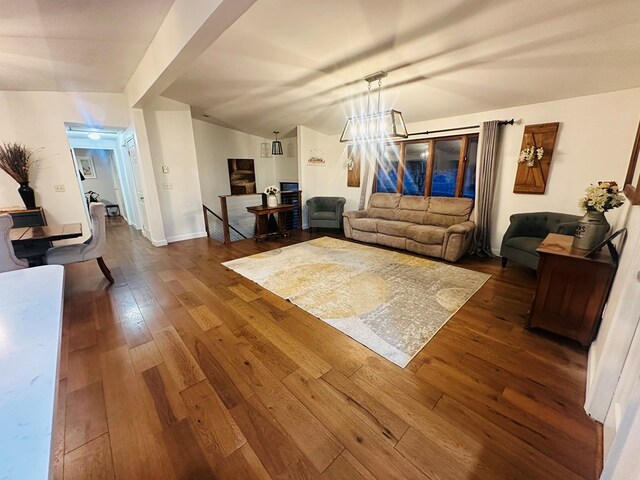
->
(0, 0, 174, 92)
(162, 0, 640, 138)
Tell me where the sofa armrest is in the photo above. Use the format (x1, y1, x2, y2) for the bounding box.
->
(342, 209, 368, 238)
(343, 210, 369, 220)
(443, 221, 475, 262)
(445, 221, 475, 235)
(556, 221, 578, 235)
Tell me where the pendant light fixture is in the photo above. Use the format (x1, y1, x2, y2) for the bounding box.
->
(272, 130, 283, 155)
(340, 71, 408, 143)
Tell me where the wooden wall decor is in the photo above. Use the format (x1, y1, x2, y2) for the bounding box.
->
(347, 145, 361, 187)
(513, 122, 560, 194)
(623, 120, 640, 205)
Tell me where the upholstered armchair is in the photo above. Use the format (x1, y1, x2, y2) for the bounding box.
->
(0, 214, 29, 273)
(45, 202, 114, 282)
(500, 212, 581, 270)
(307, 197, 346, 232)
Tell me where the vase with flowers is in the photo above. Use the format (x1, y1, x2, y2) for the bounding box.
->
(0, 142, 39, 209)
(573, 180, 625, 250)
(264, 185, 280, 207)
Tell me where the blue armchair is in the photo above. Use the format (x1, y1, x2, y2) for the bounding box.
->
(307, 197, 346, 232)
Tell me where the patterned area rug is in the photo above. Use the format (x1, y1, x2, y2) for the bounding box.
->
(223, 237, 490, 367)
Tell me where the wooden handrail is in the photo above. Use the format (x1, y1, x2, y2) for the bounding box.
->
(202, 204, 247, 241)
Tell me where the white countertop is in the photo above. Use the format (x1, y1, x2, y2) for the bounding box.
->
(0, 265, 65, 480)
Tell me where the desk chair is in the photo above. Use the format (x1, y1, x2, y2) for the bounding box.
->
(0, 214, 28, 273)
(45, 203, 114, 283)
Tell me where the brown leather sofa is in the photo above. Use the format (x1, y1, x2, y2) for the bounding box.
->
(342, 193, 475, 262)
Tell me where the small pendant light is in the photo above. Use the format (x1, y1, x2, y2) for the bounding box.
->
(272, 131, 283, 156)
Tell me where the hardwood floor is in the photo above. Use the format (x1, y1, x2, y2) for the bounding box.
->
(53, 221, 599, 479)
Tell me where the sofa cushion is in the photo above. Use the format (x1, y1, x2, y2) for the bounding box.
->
(310, 211, 338, 220)
(368, 192, 401, 221)
(424, 197, 474, 227)
(377, 233, 407, 250)
(503, 236, 543, 254)
(369, 193, 401, 209)
(397, 196, 429, 224)
(350, 218, 379, 233)
(407, 224, 447, 244)
(377, 220, 414, 237)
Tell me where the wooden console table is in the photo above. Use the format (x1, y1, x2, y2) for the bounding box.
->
(529, 233, 617, 346)
(246, 204, 294, 241)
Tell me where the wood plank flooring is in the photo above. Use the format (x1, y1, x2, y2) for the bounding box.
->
(53, 220, 599, 479)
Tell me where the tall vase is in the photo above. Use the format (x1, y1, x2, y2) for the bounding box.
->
(267, 194, 278, 207)
(18, 182, 36, 209)
(572, 211, 609, 250)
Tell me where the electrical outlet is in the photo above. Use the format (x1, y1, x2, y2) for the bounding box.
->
(162, 166, 170, 173)
(54, 184, 65, 192)
(162, 183, 173, 189)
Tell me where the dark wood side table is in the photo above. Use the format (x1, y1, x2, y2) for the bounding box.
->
(1, 207, 50, 265)
(529, 233, 617, 347)
(246, 204, 295, 241)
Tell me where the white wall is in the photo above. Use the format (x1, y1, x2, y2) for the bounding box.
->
(297, 87, 640, 246)
(192, 119, 277, 237)
(0, 91, 130, 240)
(276, 136, 299, 184)
(143, 97, 206, 243)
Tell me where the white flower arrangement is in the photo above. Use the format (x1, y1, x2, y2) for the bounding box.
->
(264, 185, 279, 196)
(578, 181, 625, 213)
(518, 145, 544, 167)
(345, 158, 354, 170)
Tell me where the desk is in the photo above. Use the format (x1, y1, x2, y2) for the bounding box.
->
(10, 223, 82, 243)
(246, 204, 294, 241)
(529, 233, 616, 346)
(0, 265, 65, 479)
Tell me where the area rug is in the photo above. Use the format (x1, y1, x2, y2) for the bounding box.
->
(223, 237, 490, 367)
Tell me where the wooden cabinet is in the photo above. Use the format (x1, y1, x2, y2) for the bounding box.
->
(529, 233, 616, 346)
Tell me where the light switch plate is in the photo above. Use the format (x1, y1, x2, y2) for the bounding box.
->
(162, 166, 170, 173)
(54, 184, 65, 192)
(161, 183, 173, 189)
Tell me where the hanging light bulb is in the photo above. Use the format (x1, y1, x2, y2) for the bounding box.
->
(272, 131, 283, 155)
(340, 71, 408, 143)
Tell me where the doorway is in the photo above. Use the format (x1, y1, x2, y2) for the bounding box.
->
(65, 124, 142, 233)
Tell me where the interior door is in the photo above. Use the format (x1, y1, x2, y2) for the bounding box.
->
(125, 135, 150, 237)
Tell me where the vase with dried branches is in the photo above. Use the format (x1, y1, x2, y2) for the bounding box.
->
(0, 142, 39, 209)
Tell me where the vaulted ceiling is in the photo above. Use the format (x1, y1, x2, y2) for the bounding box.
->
(0, 0, 174, 92)
(162, 0, 640, 137)
(1, 0, 639, 138)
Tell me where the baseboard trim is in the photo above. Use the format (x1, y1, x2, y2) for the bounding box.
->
(151, 238, 168, 247)
(166, 231, 208, 243)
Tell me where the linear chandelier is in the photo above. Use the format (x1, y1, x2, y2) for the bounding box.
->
(340, 71, 408, 143)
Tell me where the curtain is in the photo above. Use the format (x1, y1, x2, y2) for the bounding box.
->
(473, 120, 500, 257)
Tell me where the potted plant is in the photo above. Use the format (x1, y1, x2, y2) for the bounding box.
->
(264, 185, 280, 207)
(0, 142, 39, 209)
(573, 180, 625, 250)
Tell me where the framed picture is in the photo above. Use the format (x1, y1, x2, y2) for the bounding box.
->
(260, 143, 272, 158)
(228, 158, 256, 194)
(78, 155, 97, 179)
(308, 148, 325, 166)
(623, 120, 640, 205)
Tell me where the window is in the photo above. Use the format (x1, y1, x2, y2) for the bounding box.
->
(375, 144, 400, 193)
(373, 133, 479, 198)
(402, 143, 428, 196)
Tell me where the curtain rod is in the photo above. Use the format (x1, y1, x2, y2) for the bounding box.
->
(406, 119, 514, 137)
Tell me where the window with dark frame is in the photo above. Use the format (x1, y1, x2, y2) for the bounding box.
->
(372, 133, 480, 198)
